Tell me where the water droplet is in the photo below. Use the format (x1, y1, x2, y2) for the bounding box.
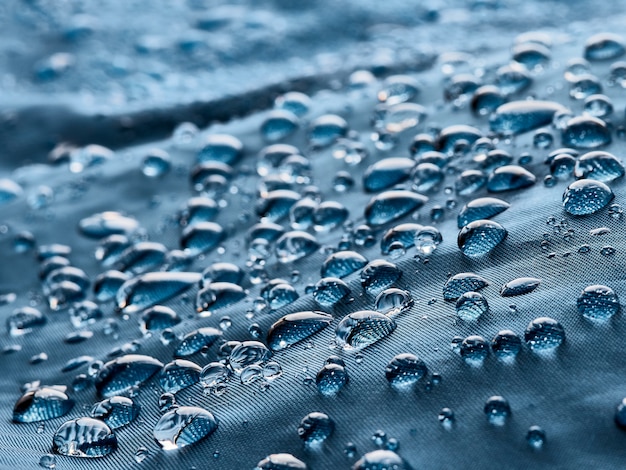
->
(443, 272, 489, 300)
(140, 305, 181, 332)
(254, 453, 307, 470)
(52, 417, 117, 457)
(455, 292, 489, 320)
(496, 62, 532, 95)
(487, 165, 536, 192)
(228, 341, 272, 373)
(196, 282, 246, 313)
(175, 327, 222, 357)
(489, 100, 568, 135)
(200, 362, 231, 388)
(197, 134, 243, 165)
(385, 353, 427, 388)
(261, 110, 299, 142)
(267, 311, 332, 351)
(142, 148, 171, 177)
(460, 335, 489, 366)
(364, 190, 428, 227)
(316, 363, 349, 396)
(134, 447, 149, 463)
(562, 179, 613, 215)
(378, 75, 420, 105)
(500, 278, 541, 297)
(524, 317, 565, 351)
(309, 114, 348, 148)
(457, 197, 510, 228)
(361, 260, 402, 295)
(491, 330, 522, 361)
(458, 220, 507, 257)
(78, 212, 139, 239)
(414, 226, 442, 257)
(275, 91, 311, 118)
(321, 251, 367, 279)
(438, 408, 455, 429)
(574, 151, 625, 182)
(154, 406, 218, 450)
(313, 277, 351, 308)
(159, 360, 201, 393)
(335, 310, 397, 350)
(353, 450, 410, 470)
(13, 386, 74, 423)
(584, 33, 625, 61)
(90, 396, 140, 429)
(375, 288, 413, 315)
(274, 231, 320, 263)
(562, 116, 611, 149)
(577, 284, 620, 320)
(484, 396, 511, 426)
(363, 158, 414, 193)
(7, 306, 46, 337)
(526, 425, 547, 450)
(297, 412, 334, 445)
(116, 272, 201, 314)
(95, 354, 163, 397)
(39, 454, 56, 469)
(181, 222, 225, 256)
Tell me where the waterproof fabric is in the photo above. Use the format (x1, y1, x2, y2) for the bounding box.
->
(2, 2, 626, 469)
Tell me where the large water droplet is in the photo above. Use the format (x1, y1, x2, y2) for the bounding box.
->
(275, 231, 320, 263)
(487, 165, 536, 192)
(360, 260, 402, 295)
(562, 179, 613, 215)
(363, 158, 414, 193)
(52, 417, 117, 457)
(228, 341, 272, 373)
(443, 272, 489, 300)
(455, 292, 489, 320)
(460, 335, 489, 366)
(78, 212, 139, 239)
(491, 330, 522, 361)
(140, 305, 181, 332)
(375, 288, 413, 315)
(574, 151, 625, 182)
(458, 220, 507, 257)
(90, 396, 140, 429)
(584, 33, 625, 61)
(562, 116, 611, 149)
(385, 353, 427, 388)
(175, 327, 222, 357)
(524, 317, 565, 351)
(13, 386, 74, 423)
(457, 197, 510, 228)
(321, 251, 368, 278)
(95, 355, 163, 397)
(313, 277, 351, 308)
(267, 311, 332, 351)
(316, 363, 349, 396)
(335, 310, 397, 350)
(116, 272, 201, 314)
(197, 134, 243, 165)
(7, 306, 46, 337)
(196, 282, 246, 313)
(153, 406, 218, 450)
(159, 360, 202, 393)
(577, 284, 620, 320)
(364, 190, 428, 227)
(489, 101, 567, 135)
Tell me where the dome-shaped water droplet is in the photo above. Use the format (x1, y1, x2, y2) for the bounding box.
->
(335, 310, 397, 350)
(175, 327, 222, 357)
(140, 305, 181, 332)
(457, 197, 510, 228)
(353, 450, 411, 470)
(78, 212, 139, 239)
(297, 412, 334, 445)
(197, 134, 243, 165)
(13, 386, 74, 423)
(316, 363, 349, 396)
(267, 311, 332, 351)
(321, 251, 368, 278)
(275, 231, 320, 263)
(309, 114, 348, 148)
(526, 425, 546, 450)
(154, 406, 218, 450)
(378, 75, 420, 105)
(460, 335, 489, 365)
(455, 292, 489, 320)
(487, 165, 536, 192)
(490, 100, 567, 135)
(443, 272, 489, 300)
(496, 62, 532, 95)
(53, 417, 117, 457)
(115, 242, 167, 274)
(196, 282, 246, 313)
(254, 453, 307, 470)
(159, 360, 201, 393)
(385, 353, 427, 388)
(458, 220, 507, 257)
(484, 396, 511, 426)
(90, 396, 140, 429)
(562, 116, 611, 149)
(142, 148, 171, 177)
(414, 226, 442, 257)
(577, 284, 620, 320)
(584, 33, 625, 61)
(524, 317, 565, 351)
(562, 179, 613, 215)
(491, 330, 522, 360)
(0, 178, 23, 205)
(583, 94, 613, 118)
(200, 362, 231, 388)
(95, 355, 163, 397)
(361, 260, 402, 295)
(116, 272, 201, 314)
(471, 85, 506, 116)
(313, 277, 351, 308)
(363, 158, 414, 193)
(228, 341, 272, 373)
(364, 190, 428, 227)
(380, 223, 423, 256)
(313, 201, 349, 232)
(574, 151, 624, 182)
(261, 110, 299, 142)
(7, 306, 46, 337)
(375, 288, 413, 315)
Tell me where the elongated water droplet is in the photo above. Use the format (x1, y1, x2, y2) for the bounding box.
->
(267, 311, 332, 351)
(353, 450, 411, 470)
(487, 165, 536, 192)
(116, 272, 201, 314)
(363, 158, 414, 193)
(574, 151, 625, 182)
(562, 116, 611, 149)
(321, 251, 368, 278)
(364, 190, 428, 227)
(489, 101, 567, 135)
(443, 273, 489, 300)
(457, 197, 510, 228)
(455, 292, 489, 320)
(90, 396, 140, 429)
(255, 454, 307, 470)
(175, 327, 222, 357)
(13, 386, 74, 423)
(501, 278, 541, 297)
(95, 355, 163, 397)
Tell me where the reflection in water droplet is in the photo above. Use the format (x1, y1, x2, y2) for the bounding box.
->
(13, 386, 74, 423)
(361, 260, 402, 295)
(267, 311, 332, 351)
(353, 450, 410, 470)
(95, 355, 163, 397)
(443, 273, 489, 300)
(500, 278, 541, 297)
(90, 396, 140, 429)
(335, 310, 397, 350)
